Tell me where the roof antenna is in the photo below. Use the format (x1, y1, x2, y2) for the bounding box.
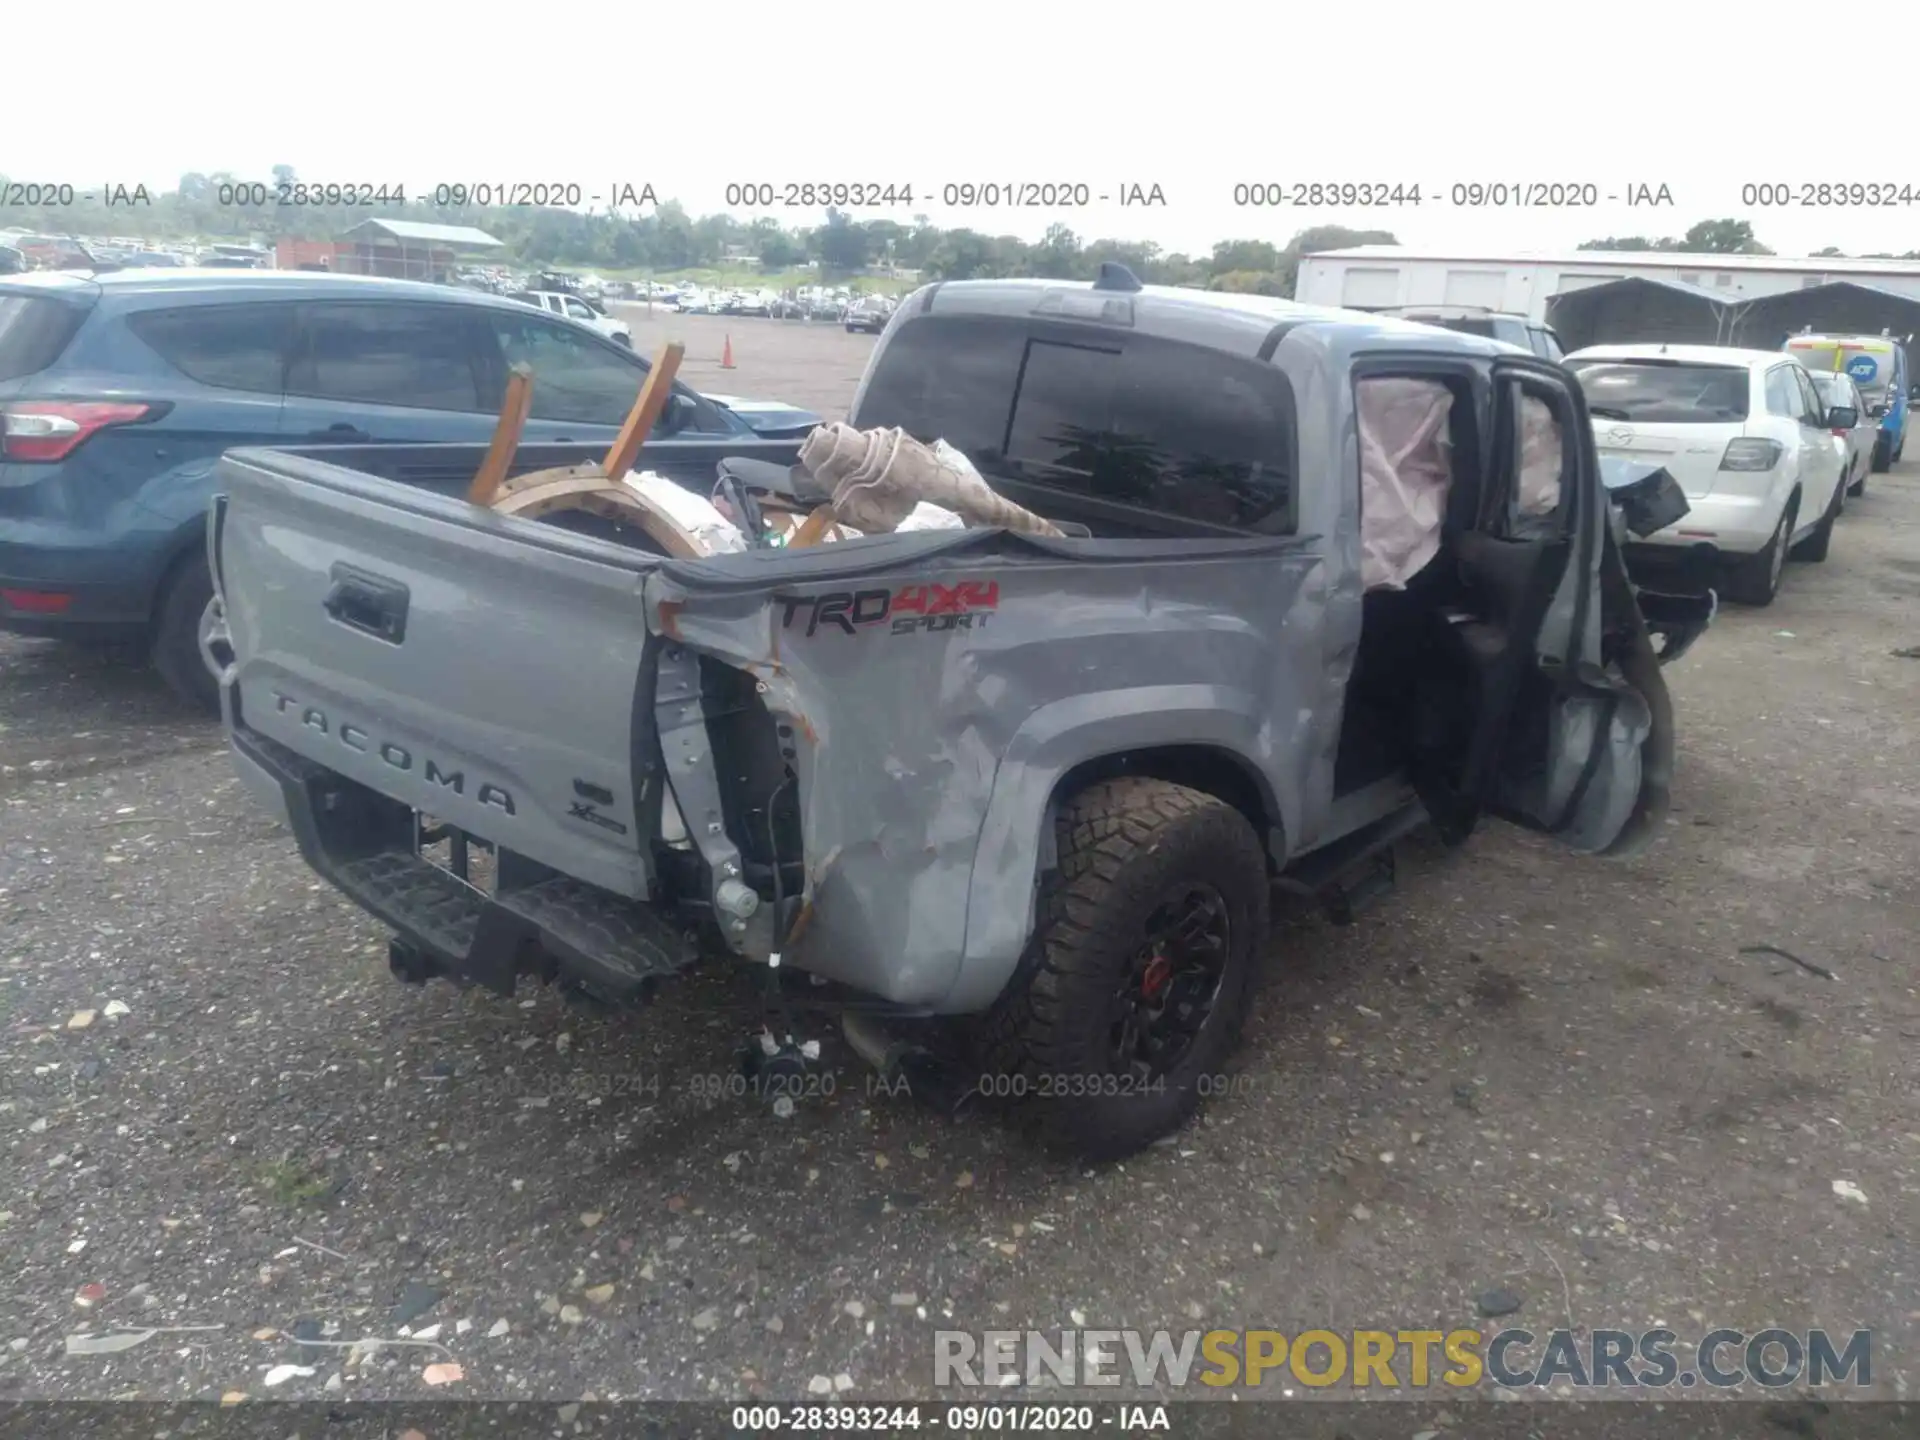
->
(1092, 262, 1142, 293)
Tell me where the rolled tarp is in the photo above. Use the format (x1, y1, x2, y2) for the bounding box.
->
(798, 423, 1065, 538)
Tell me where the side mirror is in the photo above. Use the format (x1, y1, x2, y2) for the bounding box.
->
(1827, 405, 1859, 430)
(660, 392, 699, 435)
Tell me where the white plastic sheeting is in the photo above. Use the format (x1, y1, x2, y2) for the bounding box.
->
(1357, 377, 1454, 592)
(624, 471, 747, 553)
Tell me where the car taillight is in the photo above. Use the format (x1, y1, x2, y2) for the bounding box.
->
(1719, 437, 1784, 472)
(1, 588, 72, 614)
(1, 402, 159, 462)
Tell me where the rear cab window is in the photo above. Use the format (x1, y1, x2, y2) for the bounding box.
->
(854, 314, 1295, 534)
(1567, 360, 1751, 422)
(0, 292, 89, 382)
(127, 303, 295, 393)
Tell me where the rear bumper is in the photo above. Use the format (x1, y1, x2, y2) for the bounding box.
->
(0, 515, 168, 637)
(229, 719, 699, 1005)
(0, 571, 152, 638)
(1633, 491, 1780, 557)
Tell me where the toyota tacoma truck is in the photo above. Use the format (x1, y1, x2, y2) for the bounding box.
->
(204, 268, 1693, 1158)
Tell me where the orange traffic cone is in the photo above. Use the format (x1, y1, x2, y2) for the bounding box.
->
(721, 334, 736, 369)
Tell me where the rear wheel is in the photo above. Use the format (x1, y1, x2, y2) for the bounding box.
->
(152, 551, 219, 714)
(1871, 432, 1892, 473)
(970, 777, 1270, 1161)
(1722, 497, 1794, 607)
(1848, 455, 1868, 498)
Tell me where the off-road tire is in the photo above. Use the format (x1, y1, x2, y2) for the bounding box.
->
(1721, 498, 1795, 607)
(1790, 479, 1842, 563)
(969, 777, 1270, 1161)
(152, 551, 219, 714)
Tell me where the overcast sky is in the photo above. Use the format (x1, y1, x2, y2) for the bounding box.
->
(12, 3, 1920, 259)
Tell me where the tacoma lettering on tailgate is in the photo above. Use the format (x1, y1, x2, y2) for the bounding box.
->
(774, 580, 1000, 638)
(270, 692, 516, 814)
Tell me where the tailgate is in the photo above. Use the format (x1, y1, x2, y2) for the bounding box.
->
(212, 447, 658, 899)
(1590, 419, 1734, 501)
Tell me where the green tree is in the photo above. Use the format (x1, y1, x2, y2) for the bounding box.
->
(814, 209, 870, 274)
(1209, 239, 1283, 275)
(925, 229, 1001, 280)
(1682, 218, 1769, 254)
(1028, 223, 1082, 279)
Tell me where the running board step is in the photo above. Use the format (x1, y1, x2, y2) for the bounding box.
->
(1275, 803, 1424, 925)
(335, 851, 699, 1004)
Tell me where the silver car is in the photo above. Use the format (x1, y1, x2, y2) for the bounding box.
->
(1807, 370, 1876, 499)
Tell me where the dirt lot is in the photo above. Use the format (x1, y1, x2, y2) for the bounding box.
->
(610, 306, 882, 422)
(2, 315, 1916, 1412)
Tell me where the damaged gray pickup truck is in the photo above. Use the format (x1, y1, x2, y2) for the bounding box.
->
(204, 269, 1702, 1158)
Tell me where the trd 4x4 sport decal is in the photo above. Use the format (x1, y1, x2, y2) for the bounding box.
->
(775, 580, 1000, 637)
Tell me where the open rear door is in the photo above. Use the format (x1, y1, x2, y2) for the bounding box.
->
(1470, 358, 1674, 857)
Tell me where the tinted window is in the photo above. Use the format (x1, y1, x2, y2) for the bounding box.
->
(1532, 328, 1565, 362)
(0, 294, 87, 381)
(856, 316, 1293, 532)
(853, 315, 1025, 457)
(1426, 316, 1497, 339)
(129, 303, 294, 394)
(290, 303, 487, 411)
(485, 310, 728, 431)
(562, 297, 596, 322)
(1569, 361, 1750, 422)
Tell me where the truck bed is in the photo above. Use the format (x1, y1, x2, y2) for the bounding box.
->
(208, 441, 1339, 1014)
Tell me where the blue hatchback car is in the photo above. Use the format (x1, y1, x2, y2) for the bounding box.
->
(0, 270, 822, 707)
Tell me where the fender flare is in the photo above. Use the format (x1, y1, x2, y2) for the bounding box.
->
(941, 684, 1294, 1013)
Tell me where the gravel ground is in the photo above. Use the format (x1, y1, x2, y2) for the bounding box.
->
(2, 321, 1916, 1411)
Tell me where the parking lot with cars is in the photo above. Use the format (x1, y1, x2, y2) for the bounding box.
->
(3, 298, 1916, 1406)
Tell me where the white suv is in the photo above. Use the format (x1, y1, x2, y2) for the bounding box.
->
(1564, 344, 1850, 606)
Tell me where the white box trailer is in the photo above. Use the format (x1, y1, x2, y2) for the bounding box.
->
(1295, 246, 1920, 324)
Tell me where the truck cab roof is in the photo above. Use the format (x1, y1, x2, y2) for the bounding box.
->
(901, 273, 1514, 364)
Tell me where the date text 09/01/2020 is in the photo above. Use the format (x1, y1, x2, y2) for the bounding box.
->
(1228, 181, 1675, 208)
(720, 182, 1167, 209)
